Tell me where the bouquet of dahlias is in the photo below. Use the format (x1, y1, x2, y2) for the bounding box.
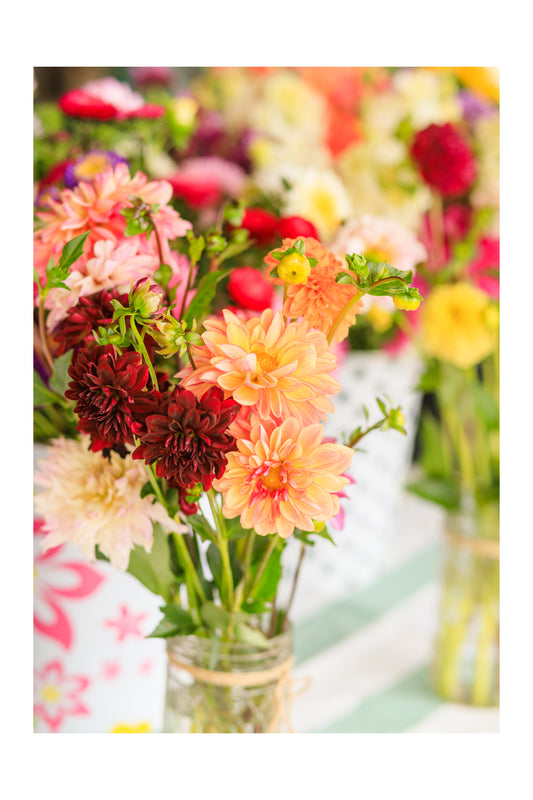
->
(33, 156, 422, 731)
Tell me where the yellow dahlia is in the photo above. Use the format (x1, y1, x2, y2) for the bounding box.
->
(213, 415, 353, 538)
(420, 282, 497, 368)
(265, 237, 363, 345)
(177, 308, 340, 426)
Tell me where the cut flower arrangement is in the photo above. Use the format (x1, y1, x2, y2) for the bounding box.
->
(33, 161, 422, 732)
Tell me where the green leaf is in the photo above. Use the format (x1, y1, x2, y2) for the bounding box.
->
(335, 272, 357, 285)
(154, 263, 173, 288)
(471, 382, 499, 430)
(234, 623, 271, 649)
(126, 522, 178, 601)
(188, 514, 215, 542)
(48, 351, 73, 396)
(155, 604, 197, 636)
(407, 477, 460, 510)
(200, 602, 246, 634)
(34, 371, 66, 408)
(56, 232, 90, 271)
(182, 270, 228, 328)
(249, 539, 284, 602)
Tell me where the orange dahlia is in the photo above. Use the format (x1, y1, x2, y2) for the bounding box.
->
(264, 237, 363, 344)
(177, 308, 340, 426)
(212, 414, 354, 538)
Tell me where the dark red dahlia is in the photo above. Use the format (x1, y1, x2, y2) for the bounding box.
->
(410, 123, 477, 197)
(65, 342, 159, 454)
(133, 386, 240, 491)
(227, 266, 274, 311)
(52, 289, 129, 356)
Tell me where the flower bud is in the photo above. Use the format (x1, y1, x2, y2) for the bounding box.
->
(277, 252, 311, 285)
(393, 293, 421, 311)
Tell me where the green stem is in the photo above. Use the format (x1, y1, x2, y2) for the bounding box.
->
(471, 603, 496, 705)
(37, 297, 55, 373)
(207, 490, 234, 610)
(143, 461, 206, 614)
(130, 316, 159, 389)
(246, 536, 278, 601)
(327, 290, 362, 346)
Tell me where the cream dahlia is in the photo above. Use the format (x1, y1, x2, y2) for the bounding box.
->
(177, 308, 340, 425)
(213, 414, 354, 538)
(34, 436, 184, 570)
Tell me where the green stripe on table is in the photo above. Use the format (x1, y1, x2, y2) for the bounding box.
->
(295, 543, 442, 665)
(316, 665, 441, 733)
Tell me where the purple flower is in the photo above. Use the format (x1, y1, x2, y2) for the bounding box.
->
(63, 151, 129, 189)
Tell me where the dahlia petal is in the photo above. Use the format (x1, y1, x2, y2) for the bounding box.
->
(233, 384, 260, 406)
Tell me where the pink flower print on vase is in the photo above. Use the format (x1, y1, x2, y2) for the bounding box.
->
(34, 518, 105, 649)
(101, 661, 122, 681)
(104, 604, 146, 642)
(34, 660, 90, 732)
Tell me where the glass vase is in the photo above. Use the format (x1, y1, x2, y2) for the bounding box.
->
(162, 626, 294, 733)
(432, 502, 499, 706)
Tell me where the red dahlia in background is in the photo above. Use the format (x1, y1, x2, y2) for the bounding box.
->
(52, 289, 129, 355)
(238, 207, 279, 245)
(133, 386, 240, 493)
(410, 122, 477, 197)
(277, 215, 319, 240)
(65, 343, 159, 455)
(227, 266, 274, 311)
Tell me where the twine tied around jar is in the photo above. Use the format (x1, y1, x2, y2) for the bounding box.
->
(166, 651, 312, 733)
(445, 528, 500, 560)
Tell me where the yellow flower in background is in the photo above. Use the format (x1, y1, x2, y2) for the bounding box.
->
(111, 721, 152, 733)
(365, 303, 394, 333)
(440, 67, 500, 104)
(421, 282, 497, 368)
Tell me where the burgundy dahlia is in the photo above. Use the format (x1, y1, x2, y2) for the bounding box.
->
(133, 386, 240, 491)
(65, 343, 159, 454)
(53, 289, 129, 356)
(410, 122, 477, 197)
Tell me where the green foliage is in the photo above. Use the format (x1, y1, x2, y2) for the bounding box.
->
(147, 605, 197, 639)
(48, 351, 73, 396)
(248, 537, 284, 602)
(182, 269, 228, 328)
(407, 476, 460, 510)
(126, 523, 179, 602)
(40, 232, 90, 297)
(336, 252, 420, 303)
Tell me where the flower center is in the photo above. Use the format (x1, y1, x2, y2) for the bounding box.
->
(262, 464, 285, 491)
(256, 350, 278, 372)
(42, 684, 62, 703)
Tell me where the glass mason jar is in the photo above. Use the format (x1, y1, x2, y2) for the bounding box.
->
(163, 626, 294, 733)
(432, 501, 499, 706)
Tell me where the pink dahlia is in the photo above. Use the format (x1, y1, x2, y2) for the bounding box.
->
(177, 308, 341, 426)
(34, 163, 191, 286)
(410, 122, 477, 197)
(213, 414, 354, 538)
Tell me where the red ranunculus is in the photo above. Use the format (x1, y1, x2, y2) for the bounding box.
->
(167, 173, 222, 208)
(410, 123, 477, 197)
(58, 89, 118, 120)
(227, 266, 274, 311)
(239, 207, 279, 245)
(277, 215, 319, 241)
